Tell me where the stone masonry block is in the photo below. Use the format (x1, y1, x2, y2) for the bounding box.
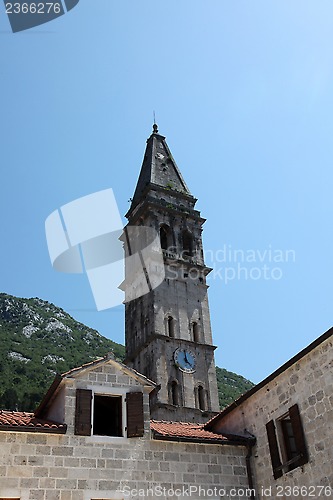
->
(7, 465, 32, 477)
(52, 447, 74, 456)
(164, 452, 180, 461)
(29, 489, 45, 500)
(20, 477, 39, 488)
(49, 467, 68, 478)
(27, 435, 47, 445)
(60, 491, 72, 500)
(39, 478, 56, 489)
(55, 479, 78, 489)
(45, 489, 61, 500)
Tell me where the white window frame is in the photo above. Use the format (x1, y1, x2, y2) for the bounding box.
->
(86, 385, 128, 443)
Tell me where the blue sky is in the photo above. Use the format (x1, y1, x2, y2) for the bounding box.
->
(0, 1, 332, 383)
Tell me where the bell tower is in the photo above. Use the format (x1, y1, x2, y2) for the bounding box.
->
(124, 124, 220, 423)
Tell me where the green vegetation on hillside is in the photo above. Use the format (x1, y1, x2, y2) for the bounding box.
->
(216, 367, 254, 409)
(0, 293, 254, 413)
(0, 293, 125, 411)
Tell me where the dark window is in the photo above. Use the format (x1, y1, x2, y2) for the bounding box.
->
(167, 316, 175, 337)
(192, 322, 200, 342)
(74, 389, 144, 439)
(198, 385, 205, 410)
(160, 225, 171, 251)
(171, 381, 180, 406)
(182, 230, 193, 257)
(266, 404, 308, 479)
(281, 417, 298, 469)
(93, 395, 122, 437)
(160, 226, 168, 250)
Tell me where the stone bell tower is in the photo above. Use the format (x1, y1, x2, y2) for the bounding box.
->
(124, 124, 220, 423)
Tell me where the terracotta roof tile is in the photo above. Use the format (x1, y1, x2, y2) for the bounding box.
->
(150, 420, 247, 444)
(0, 411, 66, 433)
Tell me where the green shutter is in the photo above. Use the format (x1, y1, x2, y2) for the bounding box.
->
(75, 389, 92, 436)
(289, 404, 309, 466)
(126, 392, 144, 438)
(266, 419, 283, 479)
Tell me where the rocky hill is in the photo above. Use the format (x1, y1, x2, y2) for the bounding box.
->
(0, 293, 254, 411)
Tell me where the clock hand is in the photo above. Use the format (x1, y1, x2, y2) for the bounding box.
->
(184, 352, 193, 367)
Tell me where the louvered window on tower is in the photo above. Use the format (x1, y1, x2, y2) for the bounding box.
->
(266, 404, 309, 479)
(74, 389, 144, 438)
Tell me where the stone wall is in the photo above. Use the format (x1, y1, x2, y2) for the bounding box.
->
(212, 332, 333, 498)
(0, 362, 250, 500)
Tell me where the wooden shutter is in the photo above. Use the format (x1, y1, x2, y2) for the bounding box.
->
(266, 419, 283, 479)
(75, 389, 92, 436)
(289, 404, 309, 466)
(126, 392, 144, 438)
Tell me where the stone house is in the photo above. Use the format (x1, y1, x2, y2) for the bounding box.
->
(0, 327, 331, 500)
(205, 326, 333, 498)
(0, 354, 253, 500)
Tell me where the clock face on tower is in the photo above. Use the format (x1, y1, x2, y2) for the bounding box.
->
(174, 348, 196, 373)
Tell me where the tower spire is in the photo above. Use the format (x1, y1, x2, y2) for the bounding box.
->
(128, 126, 191, 212)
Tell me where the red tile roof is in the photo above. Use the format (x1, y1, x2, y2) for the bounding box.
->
(0, 411, 67, 434)
(150, 420, 248, 445)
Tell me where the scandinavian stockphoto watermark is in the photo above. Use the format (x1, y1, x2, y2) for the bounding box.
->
(205, 244, 296, 284)
(3, 0, 79, 33)
(45, 189, 295, 311)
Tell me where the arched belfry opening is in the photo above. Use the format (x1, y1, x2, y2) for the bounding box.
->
(160, 224, 172, 251)
(182, 230, 193, 258)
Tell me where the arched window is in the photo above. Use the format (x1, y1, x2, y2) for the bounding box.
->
(198, 385, 206, 411)
(182, 230, 193, 258)
(171, 381, 180, 406)
(192, 322, 200, 342)
(167, 316, 175, 338)
(160, 225, 171, 251)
